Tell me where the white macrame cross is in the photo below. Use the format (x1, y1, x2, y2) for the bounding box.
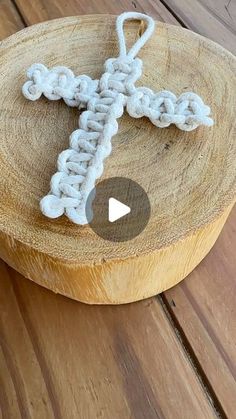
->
(22, 12, 213, 225)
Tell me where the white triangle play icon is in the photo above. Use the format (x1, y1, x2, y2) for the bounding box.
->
(108, 197, 131, 223)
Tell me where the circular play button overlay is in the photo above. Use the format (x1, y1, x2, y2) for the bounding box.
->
(86, 177, 151, 242)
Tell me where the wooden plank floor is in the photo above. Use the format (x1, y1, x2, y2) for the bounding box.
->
(0, 0, 235, 417)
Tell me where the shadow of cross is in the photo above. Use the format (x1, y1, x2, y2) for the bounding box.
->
(22, 12, 213, 225)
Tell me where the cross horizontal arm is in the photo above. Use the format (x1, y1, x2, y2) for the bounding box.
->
(22, 63, 99, 108)
(126, 87, 213, 131)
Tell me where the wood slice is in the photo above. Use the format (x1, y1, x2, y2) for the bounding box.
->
(0, 15, 235, 304)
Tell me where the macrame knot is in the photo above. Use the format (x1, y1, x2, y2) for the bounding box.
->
(22, 63, 98, 108)
(22, 12, 214, 225)
(102, 57, 142, 95)
(73, 76, 99, 108)
(127, 88, 213, 131)
(174, 92, 213, 131)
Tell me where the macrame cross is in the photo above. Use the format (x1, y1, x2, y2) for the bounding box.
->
(22, 12, 213, 225)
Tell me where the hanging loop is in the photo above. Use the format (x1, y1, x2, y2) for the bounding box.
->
(116, 12, 155, 60)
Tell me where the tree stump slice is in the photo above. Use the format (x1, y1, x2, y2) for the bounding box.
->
(0, 15, 235, 304)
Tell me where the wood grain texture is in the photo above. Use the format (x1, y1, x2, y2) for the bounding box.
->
(0, 0, 235, 416)
(14, 0, 179, 25)
(0, 15, 235, 303)
(163, 0, 236, 53)
(164, 205, 236, 417)
(155, 1, 236, 415)
(0, 260, 216, 418)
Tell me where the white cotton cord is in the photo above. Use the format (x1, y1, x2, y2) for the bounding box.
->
(22, 63, 99, 107)
(22, 12, 214, 225)
(126, 89, 213, 131)
(39, 58, 140, 224)
(116, 12, 155, 59)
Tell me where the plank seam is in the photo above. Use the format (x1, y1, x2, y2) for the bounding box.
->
(9, 270, 64, 419)
(157, 294, 226, 419)
(158, 0, 187, 27)
(10, 0, 28, 27)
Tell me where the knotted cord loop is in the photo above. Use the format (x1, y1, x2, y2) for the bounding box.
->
(22, 12, 213, 225)
(116, 12, 155, 59)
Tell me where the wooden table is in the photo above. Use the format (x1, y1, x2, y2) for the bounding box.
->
(0, 1, 235, 418)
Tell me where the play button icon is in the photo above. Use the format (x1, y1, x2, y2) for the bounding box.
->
(108, 198, 131, 222)
(86, 177, 151, 242)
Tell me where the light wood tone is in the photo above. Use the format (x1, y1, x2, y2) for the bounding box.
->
(0, 260, 216, 419)
(0, 15, 235, 303)
(164, 205, 236, 418)
(0, 0, 236, 416)
(0, 7, 214, 419)
(146, 2, 236, 414)
(163, 0, 236, 54)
